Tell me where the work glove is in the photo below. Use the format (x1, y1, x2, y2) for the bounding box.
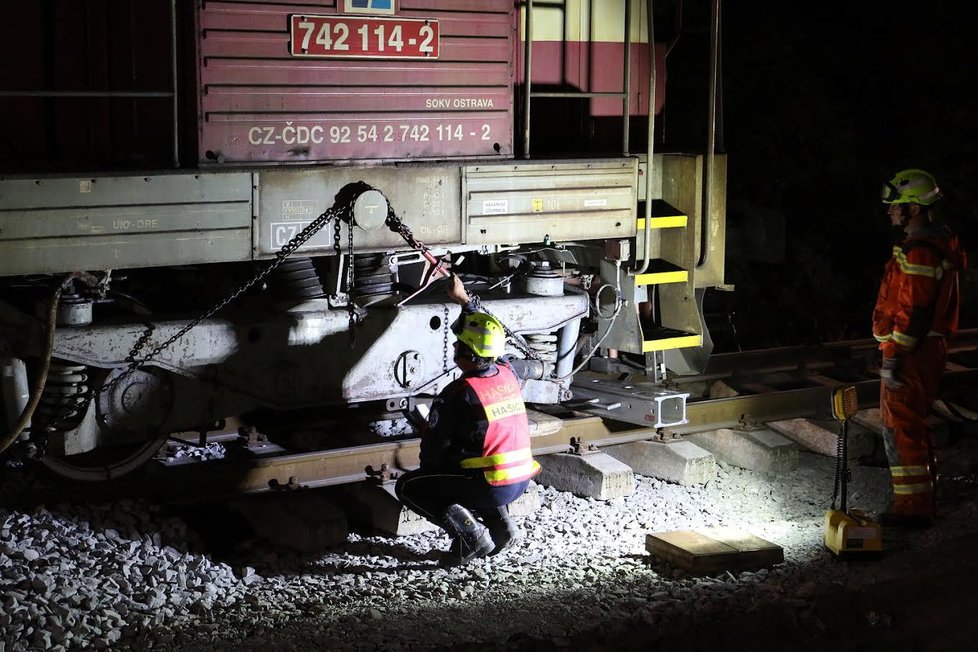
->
(879, 356, 904, 390)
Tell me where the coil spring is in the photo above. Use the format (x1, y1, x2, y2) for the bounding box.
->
(36, 361, 91, 433)
(269, 257, 325, 300)
(353, 253, 394, 298)
(524, 333, 559, 363)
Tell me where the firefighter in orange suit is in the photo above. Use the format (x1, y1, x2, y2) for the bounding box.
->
(395, 275, 541, 564)
(873, 169, 966, 526)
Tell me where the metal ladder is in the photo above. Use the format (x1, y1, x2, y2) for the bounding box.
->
(519, 0, 652, 159)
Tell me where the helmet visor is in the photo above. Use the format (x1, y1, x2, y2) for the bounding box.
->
(880, 181, 902, 203)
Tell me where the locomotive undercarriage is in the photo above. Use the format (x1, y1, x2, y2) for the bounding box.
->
(0, 249, 592, 480)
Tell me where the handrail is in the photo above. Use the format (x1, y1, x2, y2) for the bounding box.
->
(622, 0, 633, 155)
(521, 0, 534, 158)
(170, 0, 180, 168)
(697, 0, 721, 269)
(628, 0, 656, 276)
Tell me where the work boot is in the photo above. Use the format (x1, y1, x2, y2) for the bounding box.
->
(479, 505, 521, 556)
(440, 504, 494, 565)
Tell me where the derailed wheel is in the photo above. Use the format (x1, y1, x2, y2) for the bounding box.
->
(40, 367, 173, 482)
(40, 431, 169, 482)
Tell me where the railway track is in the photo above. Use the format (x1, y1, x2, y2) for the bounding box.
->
(7, 331, 978, 508)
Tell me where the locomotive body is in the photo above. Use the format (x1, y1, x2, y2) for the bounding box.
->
(0, 0, 727, 480)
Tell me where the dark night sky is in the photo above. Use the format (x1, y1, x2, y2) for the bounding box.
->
(695, 1, 978, 351)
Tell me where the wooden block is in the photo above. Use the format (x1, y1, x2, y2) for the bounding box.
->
(526, 409, 563, 438)
(645, 527, 783, 574)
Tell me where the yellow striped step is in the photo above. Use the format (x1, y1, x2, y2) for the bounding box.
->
(634, 259, 688, 286)
(641, 326, 702, 353)
(636, 199, 688, 230)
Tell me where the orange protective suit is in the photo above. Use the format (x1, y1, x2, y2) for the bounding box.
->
(872, 222, 966, 518)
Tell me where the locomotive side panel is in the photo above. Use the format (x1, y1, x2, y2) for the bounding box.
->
(0, 173, 253, 276)
(256, 164, 463, 256)
(197, 0, 515, 164)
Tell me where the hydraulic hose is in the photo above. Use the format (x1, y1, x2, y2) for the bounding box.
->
(0, 271, 99, 456)
(0, 285, 62, 456)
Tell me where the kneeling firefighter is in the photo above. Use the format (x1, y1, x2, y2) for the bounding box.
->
(395, 275, 542, 564)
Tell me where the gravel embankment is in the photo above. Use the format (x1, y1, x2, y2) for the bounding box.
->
(2, 435, 977, 651)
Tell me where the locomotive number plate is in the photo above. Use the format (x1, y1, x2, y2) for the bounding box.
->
(290, 15, 439, 59)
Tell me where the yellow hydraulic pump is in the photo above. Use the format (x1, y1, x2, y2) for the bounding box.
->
(823, 386, 883, 558)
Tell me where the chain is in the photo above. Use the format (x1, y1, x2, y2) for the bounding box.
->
(98, 203, 346, 399)
(33, 185, 551, 442)
(126, 323, 156, 364)
(331, 215, 360, 345)
(96, 187, 542, 406)
(347, 215, 357, 346)
(43, 288, 148, 432)
(468, 295, 540, 362)
(31, 201, 347, 441)
(333, 218, 342, 257)
(505, 329, 540, 361)
(384, 199, 540, 362)
(385, 205, 420, 250)
(442, 305, 450, 371)
(333, 213, 358, 346)
(98, 270, 113, 296)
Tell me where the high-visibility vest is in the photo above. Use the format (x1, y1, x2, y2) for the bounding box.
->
(459, 364, 541, 486)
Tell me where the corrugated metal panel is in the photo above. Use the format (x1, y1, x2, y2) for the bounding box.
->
(255, 164, 462, 257)
(463, 159, 638, 246)
(197, 0, 514, 164)
(0, 174, 253, 276)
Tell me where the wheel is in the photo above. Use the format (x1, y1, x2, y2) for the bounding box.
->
(40, 366, 173, 482)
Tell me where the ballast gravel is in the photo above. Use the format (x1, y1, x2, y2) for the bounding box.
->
(2, 435, 977, 651)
